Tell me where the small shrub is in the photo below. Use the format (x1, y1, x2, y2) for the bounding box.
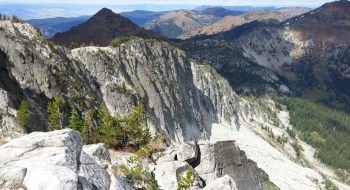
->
(286, 127, 296, 139)
(11, 15, 24, 23)
(177, 168, 195, 190)
(291, 141, 303, 158)
(325, 178, 340, 190)
(121, 155, 159, 189)
(110, 36, 138, 47)
(69, 42, 78, 50)
(136, 133, 166, 158)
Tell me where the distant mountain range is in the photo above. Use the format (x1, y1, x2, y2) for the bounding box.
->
(201, 7, 243, 17)
(178, 7, 312, 40)
(26, 16, 90, 38)
(193, 5, 277, 12)
(143, 9, 221, 38)
(25, 10, 171, 39)
(177, 1, 350, 112)
(119, 10, 170, 26)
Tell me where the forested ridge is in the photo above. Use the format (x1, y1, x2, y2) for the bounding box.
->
(283, 98, 350, 171)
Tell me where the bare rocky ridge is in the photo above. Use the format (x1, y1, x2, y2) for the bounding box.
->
(201, 7, 243, 17)
(178, 7, 312, 40)
(144, 9, 220, 38)
(235, 0, 350, 110)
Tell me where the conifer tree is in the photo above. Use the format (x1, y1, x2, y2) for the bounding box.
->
(68, 108, 83, 132)
(47, 95, 65, 131)
(81, 109, 94, 144)
(16, 100, 31, 128)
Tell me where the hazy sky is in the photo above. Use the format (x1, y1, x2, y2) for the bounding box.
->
(0, 0, 335, 6)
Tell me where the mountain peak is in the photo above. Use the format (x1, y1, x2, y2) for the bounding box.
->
(50, 8, 167, 47)
(93, 8, 117, 17)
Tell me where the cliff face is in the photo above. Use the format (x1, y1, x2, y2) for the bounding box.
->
(0, 19, 268, 144)
(69, 39, 268, 143)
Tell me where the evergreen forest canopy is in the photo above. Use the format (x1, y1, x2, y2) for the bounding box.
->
(282, 98, 350, 171)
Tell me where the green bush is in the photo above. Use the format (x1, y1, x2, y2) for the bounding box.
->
(291, 141, 303, 158)
(88, 98, 151, 149)
(325, 178, 340, 190)
(109, 36, 140, 47)
(121, 155, 159, 189)
(69, 42, 78, 50)
(11, 15, 24, 23)
(177, 168, 195, 190)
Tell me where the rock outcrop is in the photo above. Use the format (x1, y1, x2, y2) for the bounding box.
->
(193, 140, 278, 189)
(202, 175, 238, 190)
(177, 141, 198, 163)
(153, 140, 277, 190)
(0, 129, 111, 190)
(154, 160, 202, 190)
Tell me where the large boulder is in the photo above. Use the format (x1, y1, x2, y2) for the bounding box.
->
(177, 141, 198, 164)
(78, 151, 111, 190)
(0, 129, 111, 190)
(83, 143, 111, 168)
(202, 175, 238, 190)
(110, 174, 135, 190)
(193, 140, 278, 190)
(0, 165, 27, 189)
(154, 160, 202, 190)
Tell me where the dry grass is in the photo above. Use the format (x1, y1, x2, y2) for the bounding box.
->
(0, 137, 8, 146)
(113, 165, 123, 177)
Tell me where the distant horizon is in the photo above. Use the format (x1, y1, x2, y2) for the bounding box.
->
(0, 0, 335, 7)
(0, 1, 333, 19)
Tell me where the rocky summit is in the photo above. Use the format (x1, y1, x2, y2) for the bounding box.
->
(50, 8, 167, 47)
(0, 129, 131, 190)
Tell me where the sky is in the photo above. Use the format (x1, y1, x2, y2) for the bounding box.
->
(0, 0, 336, 19)
(0, 0, 335, 6)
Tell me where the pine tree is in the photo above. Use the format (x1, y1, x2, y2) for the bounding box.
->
(81, 109, 94, 144)
(98, 102, 120, 146)
(47, 95, 65, 131)
(16, 100, 31, 128)
(68, 108, 83, 132)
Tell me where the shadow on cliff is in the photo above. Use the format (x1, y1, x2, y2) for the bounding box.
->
(142, 58, 217, 143)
